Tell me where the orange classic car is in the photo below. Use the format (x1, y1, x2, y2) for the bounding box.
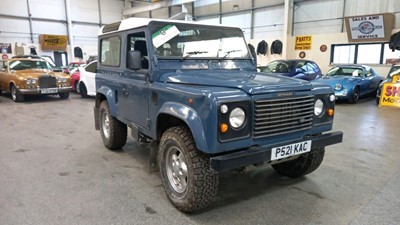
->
(0, 58, 72, 102)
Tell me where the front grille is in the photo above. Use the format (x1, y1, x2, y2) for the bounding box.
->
(39, 76, 56, 88)
(254, 95, 314, 138)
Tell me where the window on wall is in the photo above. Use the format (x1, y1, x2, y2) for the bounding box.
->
(331, 42, 400, 65)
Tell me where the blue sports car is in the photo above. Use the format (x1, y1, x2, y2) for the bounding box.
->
(259, 59, 322, 81)
(313, 65, 384, 103)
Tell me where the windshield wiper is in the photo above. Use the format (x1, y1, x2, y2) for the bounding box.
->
(222, 49, 242, 59)
(183, 51, 208, 59)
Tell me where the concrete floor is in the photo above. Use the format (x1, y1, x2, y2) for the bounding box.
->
(0, 92, 399, 225)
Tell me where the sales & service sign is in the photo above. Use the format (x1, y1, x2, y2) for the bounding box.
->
(349, 15, 384, 40)
(345, 13, 394, 42)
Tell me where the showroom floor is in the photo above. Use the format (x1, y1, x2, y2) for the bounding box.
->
(0, 92, 399, 225)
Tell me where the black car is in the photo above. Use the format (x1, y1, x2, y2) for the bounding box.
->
(259, 59, 322, 81)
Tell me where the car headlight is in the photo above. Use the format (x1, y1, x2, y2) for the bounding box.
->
(229, 107, 245, 128)
(314, 99, 324, 116)
(58, 77, 67, 83)
(334, 84, 342, 91)
(329, 94, 335, 102)
(220, 104, 228, 114)
(26, 78, 37, 85)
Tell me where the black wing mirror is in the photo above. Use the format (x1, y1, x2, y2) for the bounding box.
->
(128, 50, 141, 70)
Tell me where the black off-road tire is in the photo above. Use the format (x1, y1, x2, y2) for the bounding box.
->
(271, 148, 325, 178)
(59, 92, 70, 99)
(11, 84, 24, 102)
(158, 126, 219, 212)
(348, 87, 360, 104)
(79, 83, 88, 98)
(99, 100, 127, 150)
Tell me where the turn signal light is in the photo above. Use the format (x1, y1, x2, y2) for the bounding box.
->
(327, 108, 334, 116)
(220, 123, 228, 133)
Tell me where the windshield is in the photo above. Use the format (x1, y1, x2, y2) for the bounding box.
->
(326, 67, 364, 77)
(9, 60, 53, 71)
(261, 61, 295, 73)
(149, 22, 250, 59)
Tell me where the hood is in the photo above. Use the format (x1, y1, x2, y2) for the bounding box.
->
(13, 69, 67, 79)
(159, 70, 312, 95)
(314, 75, 358, 86)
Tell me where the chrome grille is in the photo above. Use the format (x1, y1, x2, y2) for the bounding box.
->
(39, 76, 56, 88)
(254, 95, 314, 138)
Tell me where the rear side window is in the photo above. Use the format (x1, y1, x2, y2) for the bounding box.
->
(100, 36, 121, 66)
(85, 61, 97, 73)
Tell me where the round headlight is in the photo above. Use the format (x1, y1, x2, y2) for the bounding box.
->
(26, 79, 37, 85)
(314, 99, 324, 116)
(329, 94, 335, 102)
(229, 107, 245, 129)
(334, 83, 342, 91)
(220, 104, 228, 114)
(58, 77, 67, 83)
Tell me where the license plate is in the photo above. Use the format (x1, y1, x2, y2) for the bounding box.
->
(41, 89, 58, 94)
(271, 140, 312, 161)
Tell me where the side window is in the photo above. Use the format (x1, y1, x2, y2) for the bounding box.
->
(85, 62, 97, 73)
(127, 32, 148, 69)
(295, 62, 306, 74)
(309, 62, 319, 73)
(100, 36, 121, 66)
(366, 68, 372, 77)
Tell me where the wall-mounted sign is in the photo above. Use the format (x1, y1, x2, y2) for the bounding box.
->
(2, 54, 8, 59)
(39, 34, 68, 51)
(345, 13, 394, 43)
(392, 74, 400, 83)
(299, 51, 306, 58)
(0, 43, 12, 54)
(379, 81, 400, 108)
(320, 44, 327, 52)
(295, 36, 312, 50)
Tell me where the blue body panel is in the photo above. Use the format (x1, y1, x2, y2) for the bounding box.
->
(97, 63, 335, 154)
(314, 74, 383, 100)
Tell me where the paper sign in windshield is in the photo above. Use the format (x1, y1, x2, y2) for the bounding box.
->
(152, 25, 180, 48)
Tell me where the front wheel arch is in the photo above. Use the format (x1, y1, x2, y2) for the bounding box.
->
(348, 85, 360, 104)
(157, 102, 209, 153)
(10, 83, 24, 102)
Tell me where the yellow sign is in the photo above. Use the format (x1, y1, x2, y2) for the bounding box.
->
(295, 36, 312, 50)
(379, 82, 400, 108)
(392, 74, 400, 83)
(40, 34, 68, 51)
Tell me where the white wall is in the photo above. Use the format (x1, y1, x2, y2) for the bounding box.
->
(0, 0, 123, 63)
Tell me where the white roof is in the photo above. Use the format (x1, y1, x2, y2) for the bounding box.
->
(98, 17, 238, 35)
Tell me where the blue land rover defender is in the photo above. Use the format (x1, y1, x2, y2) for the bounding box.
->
(94, 18, 343, 212)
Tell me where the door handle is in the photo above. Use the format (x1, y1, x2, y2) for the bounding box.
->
(122, 88, 129, 96)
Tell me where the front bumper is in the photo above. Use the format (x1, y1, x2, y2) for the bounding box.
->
(19, 87, 72, 95)
(210, 131, 343, 172)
